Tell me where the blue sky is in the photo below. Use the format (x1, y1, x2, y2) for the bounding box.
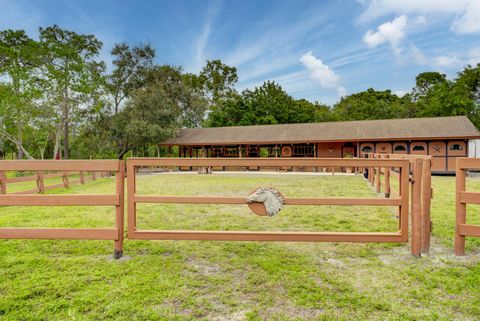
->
(1, 0, 480, 104)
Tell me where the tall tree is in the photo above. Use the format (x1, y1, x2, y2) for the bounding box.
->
(112, 65, 207, 158)
(0, 29, 42, 159)
(39, 25, 104, 159)
(107, 43, 155, 114)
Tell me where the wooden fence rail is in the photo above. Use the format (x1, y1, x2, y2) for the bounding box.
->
(363, 153, 433, 256)
(0, 170, 113, 195)
(126, 157, 417, 252)
(455, 158, 480, 255)
(0, 160, 124, 258)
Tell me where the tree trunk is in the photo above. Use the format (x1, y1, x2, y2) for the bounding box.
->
(17, 122, 23, 160)
(63, 119, 69, 159)
(53, 123, 63, 159)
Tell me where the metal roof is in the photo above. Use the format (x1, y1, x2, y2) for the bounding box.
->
(160, 116, 480, 145)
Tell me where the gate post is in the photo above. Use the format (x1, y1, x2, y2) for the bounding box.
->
(455, 163, 467, 256)
(411, 158, 423, 257)
(421, 158, 432, 253)
(114, 160, 125, 259)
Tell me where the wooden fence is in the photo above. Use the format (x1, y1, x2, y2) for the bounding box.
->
(0, 170, 112, 195)
(126, 157, 417, 251)
(455, 158, 480, 255)
(0, 160, 124, 258)
(363, 153, 433, 256)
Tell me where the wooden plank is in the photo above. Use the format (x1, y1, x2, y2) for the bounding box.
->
(45, 183, 66, 191)
(0, 194, 119, 206)
(127, 161, 136, 237)
(455, 167, 467, 255)
(134, 195, 402, 206)
(5, 175, 38, 183)
(456, 157, 480, 170)
(0, 160, 120, 171)
(44, 173, 64, 179)
(12, 188, 39, 195)
(410, 158, 423, 257)
(399, 163, 410, 243)
(129, 230, 404, 242)
(127, 157, 409, 168)
(459, 192, 480, 204)
(114, 161, 125, 256)
(458, 224, 480, 237)
(0, 228, 118, 240)
(421, 158, 432, 253)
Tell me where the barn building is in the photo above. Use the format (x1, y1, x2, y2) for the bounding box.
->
(159, 116, 480, 174)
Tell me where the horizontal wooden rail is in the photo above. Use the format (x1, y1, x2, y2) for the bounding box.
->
(134, 195, 402, 206)
(457, 157, 480, 170)
(129, 230, 404, 242)
(458, 224, 480, 237)
(0, 194, 119, 206)
(0, 228, 118, 240)
(0, 160, 120, 171)
(128, 157, 409, 168)
(459, 192, 480, 204)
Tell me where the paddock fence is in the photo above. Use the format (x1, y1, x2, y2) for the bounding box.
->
(455, 158, 480, 255)
(0, 160, 124, 258)
(125, 157, 420, 253)
(362, 153, 432, 256)
(0, 169, 113, 195)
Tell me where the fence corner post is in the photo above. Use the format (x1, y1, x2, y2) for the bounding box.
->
(411, 158, 423, 257)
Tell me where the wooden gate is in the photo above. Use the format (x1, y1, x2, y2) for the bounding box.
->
(455, 158, 480, 255)
(126, 158, 413, 250)
(0, 160, 125, 258)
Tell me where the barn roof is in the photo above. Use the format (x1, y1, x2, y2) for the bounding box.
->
(160, 116, 480, 146)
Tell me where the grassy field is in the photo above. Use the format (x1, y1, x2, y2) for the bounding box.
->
(1, 172, 480, 320)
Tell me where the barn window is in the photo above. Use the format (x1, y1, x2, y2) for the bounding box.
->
(449, 144, 463, 151)
(361, 146, 373, 153)
(394, 145, 406, 151)
(412, 145, 425, 151)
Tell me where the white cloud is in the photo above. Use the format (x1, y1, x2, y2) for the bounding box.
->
(394, 90, 407, 97)
(468, 47, 480, 66)
(359, 0, 480, 34)
(300, 51, 346, 97)
(362, 15, 407, 52)
(410, 45, 465, 69)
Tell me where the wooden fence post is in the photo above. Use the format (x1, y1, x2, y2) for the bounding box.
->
(421, 158, 432, 253)
(0, 171, 7, 194)
(36, 171, 46, 194)
(62, 171, 69, 189)
(375, 158, 381, 193)
(79, 171, 85, 184)
(411, 158, 423, 257)
(455, 164, 466, 256)
(91, 171, 96, 181)
(114, 160, 125, 259)
(384, 155, 391, 198)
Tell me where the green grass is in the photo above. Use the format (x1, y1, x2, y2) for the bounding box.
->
(1, 173, 480, 320)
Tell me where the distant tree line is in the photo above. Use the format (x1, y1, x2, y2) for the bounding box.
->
(1, 26, 479, 159)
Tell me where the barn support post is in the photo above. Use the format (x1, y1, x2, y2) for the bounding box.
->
(455, 164, 467, 256)
(114, 160, 125, 259)
(421, 158, 432, 253)
(36, 171, 46, 194)
(411, 158, 423, 257)
(0, 171, 6, 194)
